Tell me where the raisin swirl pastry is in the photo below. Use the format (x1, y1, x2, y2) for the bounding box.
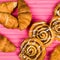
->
(50, 16, 60, 40)
(19, 38, 46, 60)
(0, 2, 17, 14)
(29, 22, 54, 47)
(18, 0, 32, 30)
(0, 12, 18, 28)
(54, 4, 60, 16)
(0, 35, 16, 52)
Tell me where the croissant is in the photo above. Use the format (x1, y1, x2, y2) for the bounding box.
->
(0, 12, 18, 28)
(0, 35, 16, 52)
(0, 2, 17, 13)
(18, 0, 32, 30)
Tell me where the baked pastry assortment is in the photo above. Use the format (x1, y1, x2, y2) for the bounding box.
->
(29, 22, 54, 47)
(50, 45, 60, 60)
(19, 3, 60, 60)
(0, 0, 60, 60)
(19, 38, 46, 60)
(18, 0, 32, 30)
(0, 35, 16, 52)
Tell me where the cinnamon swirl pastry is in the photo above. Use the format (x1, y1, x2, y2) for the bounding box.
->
(50, 16, 60, 40)
(29, 22, 54, 47)
(18, 0, 32, 30)
(0, 35, 16, 52)
(54, 4, 60, 16)
(0, 2, 17, 13)
(19, 38, 46, 60)
(0, 12, 18, 28)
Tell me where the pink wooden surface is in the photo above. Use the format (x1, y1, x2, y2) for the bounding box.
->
(0, 0, 60, 60)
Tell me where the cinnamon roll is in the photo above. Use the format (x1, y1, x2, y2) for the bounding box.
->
(0, 12, 18, 28)
(18, 0, 32, 30)
(19, 38, 46, 60)
(50, 16, 60, 40)
(0, 35, 16, 52)
(0, 2, 17, 13)
(54, 4, 60, 16)
(29, 22, 54, 47)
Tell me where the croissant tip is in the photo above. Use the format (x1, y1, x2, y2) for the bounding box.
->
(13, 2, 17, 7)
(19, 28, 24, 31)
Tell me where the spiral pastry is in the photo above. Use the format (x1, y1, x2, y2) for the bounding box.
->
(19, 38, 46, 60)
(50, 16, 60, 40)
(54, 4, 60, 16)
(18, 0, 32, 30)
(29, 22, 54, 47)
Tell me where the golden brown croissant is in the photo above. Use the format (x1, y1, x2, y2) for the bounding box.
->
(0, 2, 17, 13)
(18, 0, 32, 30)
(0, 35, 16, 52)
(0, 12, 18, 28)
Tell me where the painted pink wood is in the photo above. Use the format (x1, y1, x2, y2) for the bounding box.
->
(0, 0, 60, 60)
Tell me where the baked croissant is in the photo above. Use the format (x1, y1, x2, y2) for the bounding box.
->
(18, 0, 32, 30)
(0, 12, 18, 28)
(0, 35, 16, 52)
(0, 2, 17, 13)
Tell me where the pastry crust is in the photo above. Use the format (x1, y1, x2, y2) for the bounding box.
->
(54, 4, 60, 16)
(19, 38, 46, 60)
(0, 35, 16, 52)
(0, 12, 18, 28)
(18, 0, 32, 30)
(29, 22, 54, 47)
(50, 16, 60, 41)
(0, 2, 17, 13)
(50, 45, 60, 60)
